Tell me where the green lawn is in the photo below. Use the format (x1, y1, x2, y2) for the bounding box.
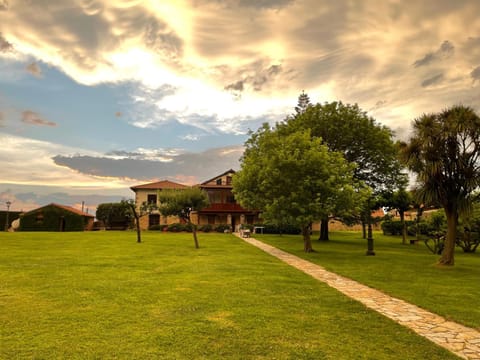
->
(0, 231, 459, 359)
(256, 231, 480, 330)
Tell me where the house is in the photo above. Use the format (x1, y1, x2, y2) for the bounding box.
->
(19, 203, 94, 231)
(130, 170, 261, 231)
(130, 180, 188, 229)
(192, 169, 261, 231)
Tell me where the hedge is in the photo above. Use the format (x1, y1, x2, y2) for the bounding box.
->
(19, 207, 87, 232)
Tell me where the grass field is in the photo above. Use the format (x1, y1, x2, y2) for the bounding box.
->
(0, 231, 460, 359)
(257, 231, 480, 330)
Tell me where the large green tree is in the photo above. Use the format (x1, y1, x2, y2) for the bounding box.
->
(157, 187, 209, 249)
(233, 125, 356, 252)
(96, 202, 132, 230)
(97, 201, 144, 243)
(280, 99, 405, 241)
(400, 105, 480, 265)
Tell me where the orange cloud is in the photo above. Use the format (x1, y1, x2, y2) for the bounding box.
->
(26, 62, 42, 77)
(22, 111, 57, 127)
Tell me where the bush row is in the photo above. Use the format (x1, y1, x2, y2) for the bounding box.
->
(249, 223, 302, 235)
(148, 223, 232, 233)
(148, 222, 301, 234)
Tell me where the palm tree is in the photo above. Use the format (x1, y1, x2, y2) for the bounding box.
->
(400, 105, 480, 265)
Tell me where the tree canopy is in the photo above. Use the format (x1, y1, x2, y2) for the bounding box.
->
(96, 202, 132, 230)
(233, 125, 356, 252)
(400, 105, 480, 265)
(281, 100, 404, 191)
(279, 98, 406, 241)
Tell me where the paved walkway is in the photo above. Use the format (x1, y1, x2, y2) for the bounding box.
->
(236, 234, 480, 360)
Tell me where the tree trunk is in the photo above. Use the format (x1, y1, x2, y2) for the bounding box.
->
(439, 209, 457, 266)
(400, 211, 406, 245)
(135, 217, 141, 243)
(128, 203, 141, 243)
(366, 220, 375, 256)
(318, 217, 329, 241)
(361, 220, 366, 239)
(302, 225, 314, 252)
(192, 223, 199, 249)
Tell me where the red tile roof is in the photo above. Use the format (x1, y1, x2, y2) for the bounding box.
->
(130, 180, 188, 191)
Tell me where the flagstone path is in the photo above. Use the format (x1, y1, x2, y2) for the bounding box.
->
(236, 234, 480, 360)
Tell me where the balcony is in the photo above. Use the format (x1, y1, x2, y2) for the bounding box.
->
(201, 203, 247, 212)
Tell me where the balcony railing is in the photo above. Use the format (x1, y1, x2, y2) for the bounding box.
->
(201, 203, 247, 212)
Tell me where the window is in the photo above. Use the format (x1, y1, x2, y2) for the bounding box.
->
(207, 215, 216, 225)
(36, 212, 44, 224)
(226, 194, 236, 204)
(216, 178, 222, 185)
(149, 214, 160, 227)
(226, 176, 232, 185)
(147, 194, 157, 205)
(208, 190, 222, 203)
(246, 215, 255, 224)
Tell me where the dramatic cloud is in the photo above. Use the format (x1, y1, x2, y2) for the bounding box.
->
(0, 0, 8, 11)
(26, 62, 42, 77)
(1, 1, 479, 136)
(0, 33, 13, 52)
(413, 41, 455, 68)
(471, 66, 480, 82)
(105, 148, 182, 162)
(53, 145, 244, 184)
(421, 74, 444, 88)
(0, 133, 136, 202)
(224, 62, 283, 95)
(237, 0, 294, 9)
(21, 111, 57, 127)
(143, 17, 184, 61)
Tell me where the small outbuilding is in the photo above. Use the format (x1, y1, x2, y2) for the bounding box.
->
(19, 203, 94, 232)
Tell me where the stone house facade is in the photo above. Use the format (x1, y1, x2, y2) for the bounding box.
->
(130, 170, 261, 231)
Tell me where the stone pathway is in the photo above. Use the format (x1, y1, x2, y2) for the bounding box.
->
(236, 234, 480, 360)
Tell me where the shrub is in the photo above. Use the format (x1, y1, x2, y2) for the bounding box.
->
(424, 232, 445, 255)
(252, 223, 301, 235)
(149, 224, 167, 231)
(382, 220, 415, 236)
(167, 223, 185, 232)
(456, 230, 480, 253)
(381, 220, 403, 235)
(214, 224, 231, 233)
(410, 211, 447, 254)
(198, 224, 213, 232)
(456, 203, 480, 253)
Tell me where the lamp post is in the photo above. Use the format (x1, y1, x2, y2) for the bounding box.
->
(4, 200, 11, 231)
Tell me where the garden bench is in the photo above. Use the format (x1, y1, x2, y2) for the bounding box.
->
(240, 229, 251, 238)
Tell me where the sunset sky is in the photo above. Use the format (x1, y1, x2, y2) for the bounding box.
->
(1, 0, 479, 214)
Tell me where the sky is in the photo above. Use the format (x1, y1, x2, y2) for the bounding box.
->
(1, 0, 480, 214)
